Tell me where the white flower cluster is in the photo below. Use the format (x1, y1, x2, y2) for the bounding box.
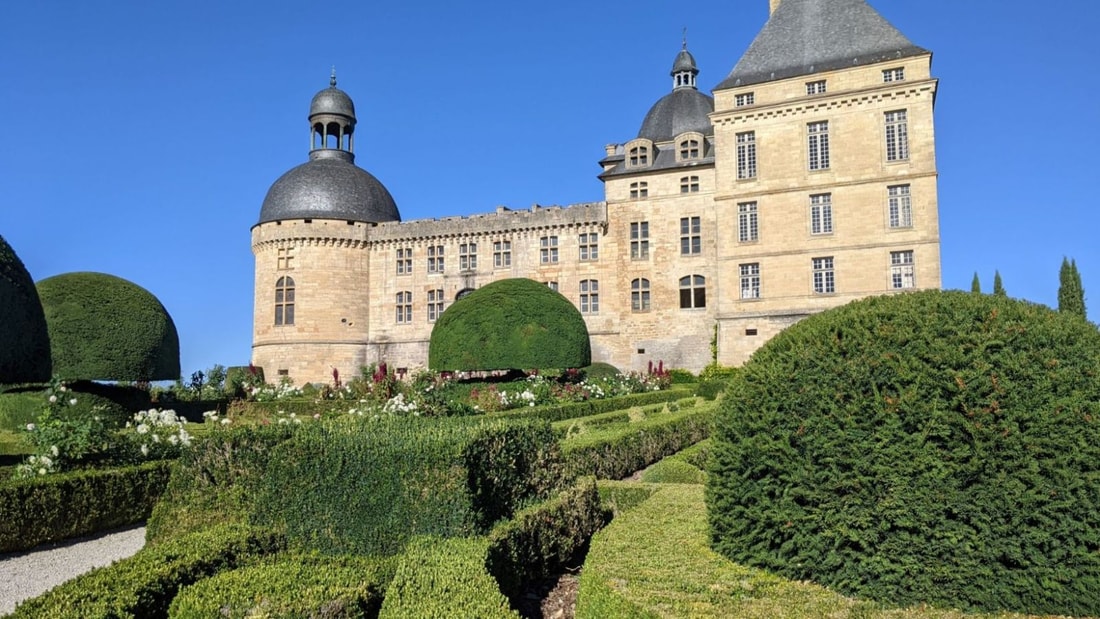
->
(252, 381, 304, 402)
(382, 393, 419, 416)
(274, 409, 304, 425)
(203, 411, 233, 425)
(16, 452, 57, 477)
(499, 389, 538, 408)
(128, 409, 192, 457)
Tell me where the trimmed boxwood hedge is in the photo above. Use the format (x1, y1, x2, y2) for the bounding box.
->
(0, 235, 51, 383)
(429, 278, 591, 371)
(36, 272, 181, 381)
(708, 290, 1100, 615)
(0, 460, 172, 553)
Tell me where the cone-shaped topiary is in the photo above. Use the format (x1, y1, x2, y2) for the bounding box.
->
(37, 272, 180, 381)
(707, 290, 1100, 615)
(429, 278, 591, 372)
(0, 235, 51, 383)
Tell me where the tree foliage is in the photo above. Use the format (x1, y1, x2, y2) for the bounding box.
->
(707, 290, 1100, 615)
(0, 235, 52, 383)
(428, 278, 591, 372)
(1058, 257, 1087, 319)
(36, 272, 180, 382)
(970, 272, 981, 294)
(992, 270, 1006, 296)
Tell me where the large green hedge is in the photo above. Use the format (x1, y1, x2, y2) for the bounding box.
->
(36, 272, 180, 381)
(708, 290, 1100, 615)
(0, 235, 51, 383)
(429, 277, 591, 371)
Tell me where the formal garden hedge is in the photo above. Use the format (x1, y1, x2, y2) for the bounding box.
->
(36, 272, 180, 381)
(0, 235, 51, 383)
(708, 290, 1100, 615)
(429, 277, 591, 371)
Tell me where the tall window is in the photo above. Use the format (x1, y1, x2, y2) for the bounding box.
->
(810, 194, 833, 235)
(883, 67, 905, 82)
(396, 248, 412, 275)
(540, 236, 559, 264)
(427, 289, 444, 321)
(736, 131, 757, 179)
(808, 121, 830, 170)
(274, 276, 295, 326)
(579, 232, 599, 261)
(680, 216, 701, 255)
(888, 185, 913, 228)
(629, 182, 648, 199)
(458, 243, 477, 271)
(427, 245, 444, 273)
(740, 264, 761, 299)
(493, 240, 512, 268)
(738, 202, 759, 242)
(679, 139, 700, 160)
(630, 221, 649, 259)
(628, 146, 649, 167)
(885, 110, 909, 161)
(806, 80, 827, 95)
(680, 176, 700, 193)
(395, 291, 412, 324)
(735, 92, 755, 106)
(890, 251, 916, 289)
(579, 279, 599, 314)
(812, 257, 835, 294)
(679, 275, 706, 309)
(276, 247, 294, 270)
(631, 278, 651, 311)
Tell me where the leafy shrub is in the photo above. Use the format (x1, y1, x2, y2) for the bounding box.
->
(379, 536, 520, 619)
(0, 460, 172, 553)
(0, 235, 51, 383)
(36, 272, 180, 381)
(667, 368, 697, 384)
(225, 364, 265, 398)
(10, 524, 285, 619)
(429, 278, 591, 372)
(488, 387, 689, 424)
(708, 290, 1100, 615)
(581, 362, 620, 380)
(169, 553, 394, 619)
(639, 458, 706, 484)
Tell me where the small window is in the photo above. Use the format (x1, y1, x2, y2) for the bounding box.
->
(276, 247, 294, 270)
(395, 291, 412, 324)
(890, 250, 916, 289)
(883, 67, 905, 83)
(628, 145, 650, 167)
(680, 216, 701, 255)
(679, 275, 706, 309)
(427, 288, 444, 322)
(579, 232, 599, 261)
(540, 236, 559, 264)
(806, 80, 827, 95)
(580, 279, 599, 314)
(427, 245, 444, 274)
(274, 276, 295, 326)
(629, 182, 649, 200)
(679, 139, 700, 161)
(631, 278, 651, 312)
(735, 92, 755, 107)
(546, 281, 559, 292)
(745, 328, 758, 336)
(459, 242, 477, 271)
(493, 240, 512, 268)
(630, 221, 649, 260)
(396, 247, 412, 275)
(679, 176, 700, 194)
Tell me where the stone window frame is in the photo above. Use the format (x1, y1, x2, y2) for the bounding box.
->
(740, 263, 761, 300)
(631, 278, 651, 312)
(890, 250, 916, 290)
(629, 181, 649, 200)
(738, 202, 759, 243)
(812, 257, 836, 294)
(276, 247, 294, 270)
(806, 79, 827, 95)
(396, 247, 412, 275)
(427, 288, 445, 322)
(808, 121, 830, 171)
(493, 240, 512, 268)
(736, 131, 757, 180)
(579, 279, 599, 314)
(882, 67, 905, 83)
(810, 193, 834, 235)
(427, 245, 445, 274)
(735, 92, 755, 107)
(679, 175, 700, 194)
(679, 274, 706, 309)
(885, 110, 910, 162)
(887, 185, 913, 229)
(677, 134, 703, 161)
(540, 235, 559, 264)
(629, 221, 650, 260)
(626, 139, 653, 168)
(274, 276, 295, 326)
(459, 242, 477, 272)
(546, 281, 559, 292)
(395, 290, 412, 324)
(680, 216, 701, 255)
(579, 232, 599, 261)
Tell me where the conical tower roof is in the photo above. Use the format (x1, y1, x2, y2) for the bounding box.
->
(716, 0, 928, 90)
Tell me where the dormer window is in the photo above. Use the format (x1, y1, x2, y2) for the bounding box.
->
(806, 80, 827, 95)
(735, 92, 755, 107)
(679, 139, 701, 161)
(629, 145, 649, 167)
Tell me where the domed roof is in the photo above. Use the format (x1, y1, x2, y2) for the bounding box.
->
(671, 49, 698, 75)
(310, 86, 355, 119)
(258, 154, 401, 224)
(637, 88, 714, 142)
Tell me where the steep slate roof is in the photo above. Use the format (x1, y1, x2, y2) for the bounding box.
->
(715, 0, 928, 90)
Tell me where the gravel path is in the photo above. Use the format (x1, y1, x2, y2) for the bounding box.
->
(0, 525, 146, 616)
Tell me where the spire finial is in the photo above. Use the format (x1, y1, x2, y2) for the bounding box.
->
(330, 66, 337, 88)
(682, 27, 687, 50)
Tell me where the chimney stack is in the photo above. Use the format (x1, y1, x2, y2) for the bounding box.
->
(770, 0, 781, 15)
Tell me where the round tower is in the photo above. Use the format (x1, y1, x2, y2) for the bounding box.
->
(251, 72, 400, 384)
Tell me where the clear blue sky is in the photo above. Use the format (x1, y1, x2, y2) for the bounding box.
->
(3, 1, 1098, 377)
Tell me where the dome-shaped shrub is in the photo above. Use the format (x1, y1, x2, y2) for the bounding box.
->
(0, 235, 51, 383)
(429, 278, 591, 372)
(37, 272, 180, 381)
(707, 290, 1100, 615)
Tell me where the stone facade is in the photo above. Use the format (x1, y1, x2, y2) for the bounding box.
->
(251, 0, 942, 385)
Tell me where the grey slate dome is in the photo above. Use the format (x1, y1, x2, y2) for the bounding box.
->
(259, 155, 400, 224)
(637, 88, 714, 142)
(310, 87, 355, 118)
(671, 49, 698, 76)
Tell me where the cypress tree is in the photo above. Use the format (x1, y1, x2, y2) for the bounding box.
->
(1059, 257, 1087, 319)
(993, 271, 1006, 297)
(970, 272, 981, 294)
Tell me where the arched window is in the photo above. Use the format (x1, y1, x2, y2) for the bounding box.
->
(275, 276, 295, 325)
(679, 275, 706, 309)
(628, 145, 649, 167)
(679, 139, 700, 160)
(631, 278, 651, 312)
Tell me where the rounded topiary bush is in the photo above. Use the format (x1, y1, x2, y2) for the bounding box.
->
(37, 272, 180, 381)
(707, 290, 1100, 615)
(429, 278, 591, 372)
(0, 235, 51, 383)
